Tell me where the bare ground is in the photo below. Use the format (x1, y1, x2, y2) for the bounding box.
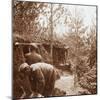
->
(55, 71, 78, 96)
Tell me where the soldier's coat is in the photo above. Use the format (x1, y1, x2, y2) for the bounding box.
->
(19, 62, 60, 97)
(25, 52, 43, 65)
(29, 62, 57, 97)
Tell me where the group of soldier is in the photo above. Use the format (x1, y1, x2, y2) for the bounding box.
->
(18, 44, 60, 98)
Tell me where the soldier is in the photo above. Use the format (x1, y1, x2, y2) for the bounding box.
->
(18, 62, 60, 98)
(24, 43, 43, 65)
(18, 63, 33, 98)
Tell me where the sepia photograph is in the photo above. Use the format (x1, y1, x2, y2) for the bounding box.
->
(12, 0, 97, 99)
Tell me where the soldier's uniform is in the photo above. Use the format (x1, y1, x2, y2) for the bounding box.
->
(25, 52, 43, 65)
(29, 62, 56, 97)
(24, 44, 43, 65)
(19, 62, 58, 97)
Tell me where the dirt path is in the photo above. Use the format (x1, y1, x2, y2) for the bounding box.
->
(55, 71, 77, 95)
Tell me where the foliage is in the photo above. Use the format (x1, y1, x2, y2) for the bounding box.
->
(13, 1, 97, 96)
(79, 64, 97, 94)
(76, 24, 97, 94)
(13, 0, 47, 41)
(62, 7, 97, 94)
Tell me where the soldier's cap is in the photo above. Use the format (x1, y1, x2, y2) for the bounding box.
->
(19, 63, 30, 72)
(30, 43, 38, 50)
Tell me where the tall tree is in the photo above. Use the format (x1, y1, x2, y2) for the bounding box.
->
(13, 0, 46, 42)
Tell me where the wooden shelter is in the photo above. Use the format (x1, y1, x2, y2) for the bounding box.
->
(42, 43, 69, 65)
(13, 34, 69, 72)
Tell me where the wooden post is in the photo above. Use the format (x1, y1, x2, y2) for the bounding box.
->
(65, 49, 67, 64)
(50, 3, 53, 64)
(20, 46, 26, 63)
(74, 7, 79, 91)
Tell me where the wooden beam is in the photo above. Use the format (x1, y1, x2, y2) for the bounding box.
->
(50, 3, 53, 64)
